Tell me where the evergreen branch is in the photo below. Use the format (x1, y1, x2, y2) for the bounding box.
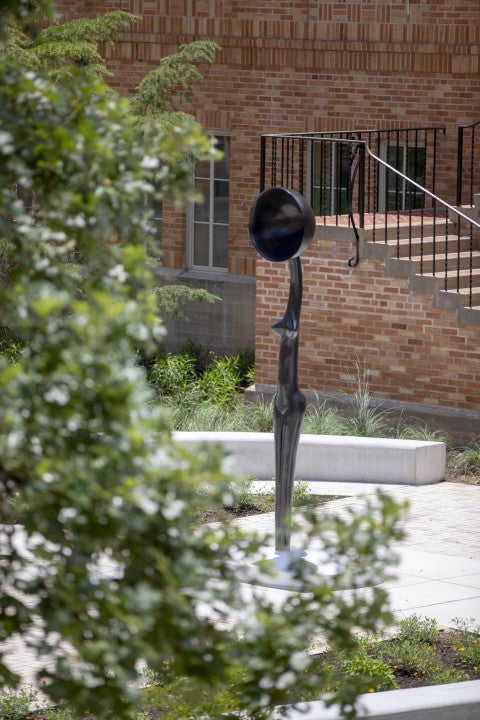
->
(155, 284, 221, 320)
(130, 40, 220, 116)
(2, 11, 139, 80)
(16, 40, 104, 69)
(38, 11, 140, 44)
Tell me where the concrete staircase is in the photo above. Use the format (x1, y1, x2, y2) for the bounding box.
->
(358, 202, 480, 326)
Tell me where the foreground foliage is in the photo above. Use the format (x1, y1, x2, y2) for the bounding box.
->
(1, 616, 478, 719)
(0, 4, 406, 719)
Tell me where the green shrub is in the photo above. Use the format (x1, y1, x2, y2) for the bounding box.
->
(291, 479, 314, 506)
(42, 704, 81, 720)
(342, 650, 398, 692)
(429, 667, 470, 684)
(397, 424, 449, 445)
(383, 638, 439, 679)
(234, 346, 255, 387)
(344, 362, 390, 437)
(0, 337, 23, 365)
(344, 391, 389, 438)
(243, 399, 273, 432)
(245, 364, 255, 387)
(179, 338, 207, 375)
(137, 667, 254, 720)
(5, 492, 31, 524)
(197, 356, 241, 405)
(150, 352, 198, 397)
(452, 619, 480, 670)
(397, 615, 439, 644)
(0, 686, 37, 720)
(226, 476, 260, 513)
(303, 405, 348, 436)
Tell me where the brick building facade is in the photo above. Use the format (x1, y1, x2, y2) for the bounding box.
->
(57, 1, 480, 418)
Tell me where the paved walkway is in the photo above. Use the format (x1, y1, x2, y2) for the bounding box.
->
(239, 481, 480, 629)
(2, 481, 480, 689)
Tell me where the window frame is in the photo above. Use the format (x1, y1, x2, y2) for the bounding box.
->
(187, 133, 230, 272)
(307, 141, 351, 217)
(379, 141, 427, 212)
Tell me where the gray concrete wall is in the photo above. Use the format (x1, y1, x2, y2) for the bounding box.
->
(285, 680, 480, 720)
(156, 269, 255, 355)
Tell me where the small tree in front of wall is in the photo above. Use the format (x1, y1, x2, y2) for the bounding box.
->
(0, 3, 407, 719)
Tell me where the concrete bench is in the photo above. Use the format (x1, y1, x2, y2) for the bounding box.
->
(172, 432, 446, 486)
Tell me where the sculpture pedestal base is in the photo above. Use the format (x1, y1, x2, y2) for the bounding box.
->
(236, 545, 338, 591)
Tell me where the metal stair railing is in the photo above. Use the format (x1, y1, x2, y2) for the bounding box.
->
(360, 145, 480, 307)
(259, 133, 480, 308)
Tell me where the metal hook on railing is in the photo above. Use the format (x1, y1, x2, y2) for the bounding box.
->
(347, 141, 365, 267)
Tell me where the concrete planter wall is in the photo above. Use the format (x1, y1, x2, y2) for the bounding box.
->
(284, 680, 480, 719)
(173, 431, 446, 485)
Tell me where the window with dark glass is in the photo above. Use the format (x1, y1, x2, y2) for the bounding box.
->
(384, 144, 426, 211)
(191, 135, 229, 270)
(312, 142, 350, 216)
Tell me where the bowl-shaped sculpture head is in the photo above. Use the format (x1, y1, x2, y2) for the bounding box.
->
(248, 187, 315, 262)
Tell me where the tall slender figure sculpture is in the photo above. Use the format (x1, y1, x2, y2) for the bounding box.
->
(249, 188, 315, 553)
(272, 256, 305, 550)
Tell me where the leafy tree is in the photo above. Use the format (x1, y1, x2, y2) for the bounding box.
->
(0, 3, 406, 719)
(0, 5, 221, 322)
(1, 6, 220, 128)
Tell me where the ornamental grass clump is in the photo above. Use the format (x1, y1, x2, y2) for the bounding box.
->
(450, 442, 480, 474)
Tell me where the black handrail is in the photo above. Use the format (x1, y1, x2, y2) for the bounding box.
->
(260, 126, 445, 215)
(263, 125, 446, 138)
(260, 131, 480, 307)
(360, 146, 480, 309)
(366, 145, 480, 230)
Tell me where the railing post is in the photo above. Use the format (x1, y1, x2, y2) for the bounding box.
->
(358, 143, 366, 229)
(347, 141, 365, 267)
(260, 135, 266, 193)
(456, 125, 464, 207)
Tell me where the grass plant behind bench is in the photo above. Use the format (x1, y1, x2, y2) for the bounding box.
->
(149, 346, 480, 482)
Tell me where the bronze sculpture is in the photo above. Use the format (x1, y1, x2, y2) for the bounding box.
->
(249, 187, 315, 552)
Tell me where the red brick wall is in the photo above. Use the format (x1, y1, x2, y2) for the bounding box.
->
(54, 1, 480, 409)
(256, 239, 480, 411)
(55, 0, 480, 279)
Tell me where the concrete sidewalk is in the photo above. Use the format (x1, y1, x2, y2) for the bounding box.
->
(238, 481, 480, 629)
(1, 481, 479, 688)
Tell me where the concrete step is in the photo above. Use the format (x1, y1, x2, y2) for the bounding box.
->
(459, 305, 480, 325)
(361, 221, 480, 324)
(457, 204, 479, 222)
(421, 266, 480, 290)
(387, 250, 480, 278)
(454, 286, 480, 306)
(387, 234, 473, 258)
(435, 285, 480, 308)
(410, 250, 480, 272)
(362, 219, 450, 242)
